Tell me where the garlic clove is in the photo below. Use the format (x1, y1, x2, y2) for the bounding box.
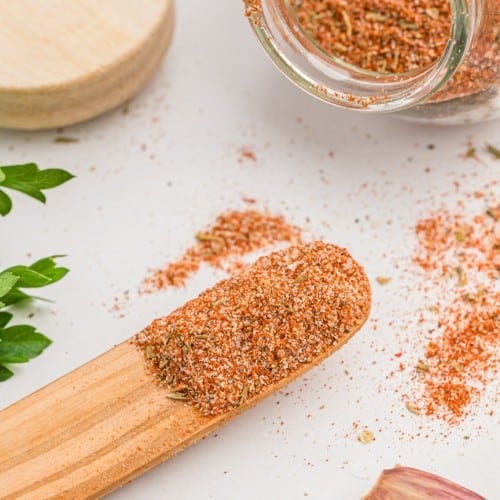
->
(363, 466, 484, 500)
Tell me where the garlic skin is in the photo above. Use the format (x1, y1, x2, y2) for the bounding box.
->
(364, 466, 485, 500)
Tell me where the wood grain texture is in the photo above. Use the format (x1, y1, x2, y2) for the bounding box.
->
(0, 320, 364, 499)
(0, 0, 174, 130)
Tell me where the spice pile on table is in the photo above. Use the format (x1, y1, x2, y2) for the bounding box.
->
(409, 204, 499, 424)
(142, 209, 302, 292)
(135, 242, 371, 416)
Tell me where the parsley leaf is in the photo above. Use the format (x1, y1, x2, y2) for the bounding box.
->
(0, 365, 14, 381)
(0, 256, 69, 307)
(0, 312, 13, 328)
(0, 325, 52, 364)
(0, 256, 69, 380)
(0, 163, 74, 216)
(0, 323, 52, 380)
(0, 273, 20, 308)
(0, 190, 13, 215)
(0, 161, 72, 380)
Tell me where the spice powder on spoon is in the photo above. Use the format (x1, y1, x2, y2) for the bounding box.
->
(135, 241, 371, 416)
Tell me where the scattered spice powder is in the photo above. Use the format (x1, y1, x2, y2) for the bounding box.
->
(141, 209, 302, 292)
(414, 207, 498, 279)
(410, 204, 499, 423)
(238, 146, 257, 162)
(135, 242, 371, 416)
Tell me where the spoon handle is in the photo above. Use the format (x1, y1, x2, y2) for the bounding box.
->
(0, 342, 212, 499)
(0, 322, 361, 499)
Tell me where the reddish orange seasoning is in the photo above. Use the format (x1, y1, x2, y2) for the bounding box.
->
(142, 209, 302, 292)
(290, 0, 451, 74)
(414, 208, 498, 278)
(412, 204, 499, 424)
(246, 0, 500, 105)
(135, 242, 371, 416)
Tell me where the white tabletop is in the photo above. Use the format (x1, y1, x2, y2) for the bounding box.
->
(1, 1, 498, 498)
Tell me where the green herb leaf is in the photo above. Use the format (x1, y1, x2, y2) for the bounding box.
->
(0, 163, 74, 215)
(0, 312, 13, 328)
(0, 163, 38, 178)
(0, 288, 33, 308)
(32, 169, 75, 189)
(1, 267, 52, 288)
(0, 273, 20, 307)
(0, 256, 69, 308)
(0, 325, 52, 363)
(30, 255, 69, 284)
(0, 163, 46, 202)
(0, 162, 72, 380)
(0, 256, 69, 380)
(0, 189, 12, 216)
(0, 365, 14, 381)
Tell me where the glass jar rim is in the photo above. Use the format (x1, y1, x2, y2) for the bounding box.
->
(248, 0, 478, 112)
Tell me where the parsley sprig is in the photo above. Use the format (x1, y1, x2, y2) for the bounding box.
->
(1, 161, 73, 381)
(0, 163, 73, 216)
(0, 257, 69, 381)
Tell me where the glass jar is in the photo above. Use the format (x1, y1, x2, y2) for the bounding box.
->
(245, 0, 499, 124)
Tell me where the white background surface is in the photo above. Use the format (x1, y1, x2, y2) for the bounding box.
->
(1, 1, 498, 498)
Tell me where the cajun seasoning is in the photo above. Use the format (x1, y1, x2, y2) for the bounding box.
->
(290, 0, 451, 74)
(142, 209, 302, 292)
(135, 242, 371, 416)
(246, 0, 500, 109)
(411, 204, 499, 423)
(431, 1, 499, 104)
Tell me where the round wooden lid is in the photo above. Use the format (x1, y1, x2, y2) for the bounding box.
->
(0, 0, 174, 130)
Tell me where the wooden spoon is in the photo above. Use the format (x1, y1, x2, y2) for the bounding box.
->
(0, 243, 370, 498)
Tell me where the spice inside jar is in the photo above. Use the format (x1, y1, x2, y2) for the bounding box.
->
(290, 0, 452, 74)
(245, 0, 500, 123)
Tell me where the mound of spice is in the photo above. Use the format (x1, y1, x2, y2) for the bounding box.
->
(409, 204, 499, 423)
(135, 242, 371, 416)
(290, 0, 451, 74)
(142, 209, 302, 291)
